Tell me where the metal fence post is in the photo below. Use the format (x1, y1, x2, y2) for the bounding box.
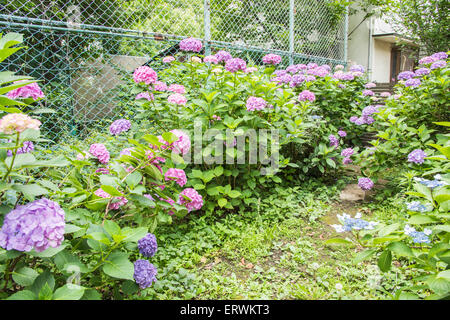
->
(204, 0, 211, 56)
(343, 5, 349, 65)
(289, 0, 294, 65)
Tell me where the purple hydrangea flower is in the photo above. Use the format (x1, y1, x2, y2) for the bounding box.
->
(431, 52, 448, 60)
(179, 38, 202, 52)
(364, 82, 376, 89)
(341, 148, 354, 157)
(358, 177, 374, 190)
(338, 130, 347, 137)
(349, 116, 358, 123)
(342, 157, 352, 164)
(349, 64, 365, 73)
(415, 68, 431, 77)
(137, 233, 158, 257)
(430, 60, 447, 70)
(225, 58, 246, 73)
(298, 90, 316, 102)
(362, 89, 374, 96)
(109, 119, 131, 136)
(419, 56, 439, 65)
(289, 74, 306, 87)
(0, 198, 65, 252)
(329, 134, 339, 148)
(246, 96, 267, 111)
(404, 78, 421, 88)
(215, 50, 232, 63)
(133, 259, 157, 289)
(7, 140, 34, 157)
(362, 105, 378, 117)
(397, 71, 415, 81)
(274, 70, 287, 77)
(407, 149, 427, 164)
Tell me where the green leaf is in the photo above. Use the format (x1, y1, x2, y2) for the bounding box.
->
(12, 267, 39, 286)
(100, 185, 123, 197)
(30, 270, 54, 297)
(427, 276, 450, 295)
(102, 252, 134, 280)
(38, 282, 54, 300)
(352, 249, 377, 264)
(377, 249, 392, 272)
(125, 171, 142, 189)
(407, 214, 436, 225)
(53, 284, 85, 300)
(214, 166, 224, 177)
(6, 290, 36, 300)
(324, 238, 353, 245)
(103, 220, 121, 237)
(28, 244, 67, 258)
(12, 184, 48, 201)
(218, 198, 228, 208)
(378, 223, 400, 237)
(387, 241, 414, 257)
(228, 190, 241, 198)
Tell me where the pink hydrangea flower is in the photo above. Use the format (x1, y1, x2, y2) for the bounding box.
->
(135, 92, 154, 101)
(89, 143, 110, 164)
(168, 84, 186, 94)
(225, 58, 246, 73)
(246, 96, 267, 111)
(0, 113, 41, 134)
(94, 188, 128, 210)
(164, 168, 187, 187)
(170, 129, 191, 155)
(178, 188, 203, 212)
(168, 93, 187, 105)
(162, 56, 175, 63)
(153, 81, 168, 91)
(262, 54, 282, 65)
(7, 81, 44, 100)
(133, 66, 158, 85)
(342, 157, 352, 164)
(215, 50, 232, 63)
(179, 38, 202, 52)
(298, 90, 316, 102)
(212, 115, 221, 121)
(204, 55, 219, 64)
(244, 67, 258, 73)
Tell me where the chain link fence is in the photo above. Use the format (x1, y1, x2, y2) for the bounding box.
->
(0, 0, 348, 146)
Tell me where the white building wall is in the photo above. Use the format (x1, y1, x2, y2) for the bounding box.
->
(372, 40, 391, 83)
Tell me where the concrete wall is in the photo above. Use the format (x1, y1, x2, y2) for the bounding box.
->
(71, 55, 149, 121)
(372, 39, 391, 83)
(347, 10, 370, 72)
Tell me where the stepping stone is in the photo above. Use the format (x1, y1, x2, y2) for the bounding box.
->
(339, 184, 366, 201)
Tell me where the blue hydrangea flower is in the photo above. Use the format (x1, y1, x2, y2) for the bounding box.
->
(414, 177, 449, 189)
(406, 201, 432, 212)
(133, 259, 157, 289)
(331, 212, 378, 233)
(404, 225, 432, 244)
(137, 233, 158, 257)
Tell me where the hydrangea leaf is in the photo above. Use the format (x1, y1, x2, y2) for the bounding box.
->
(102, 252, 134, 281)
